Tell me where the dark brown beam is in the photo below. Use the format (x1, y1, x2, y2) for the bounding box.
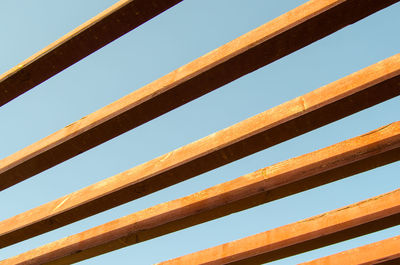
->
(2, 122, 400, 264)
(0, 0, 182, 106)
(1, 0, 398, 191)
(0, 54, 399, 248)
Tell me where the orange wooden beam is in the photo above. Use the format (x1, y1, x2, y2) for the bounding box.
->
(0, 0, 182, 107)
(1, 0, 399, 191)
(1, 122, 399, 264)
(299, 235, 400, 265)
(1, 54, 399, 248)
(158, 189, 400, 265)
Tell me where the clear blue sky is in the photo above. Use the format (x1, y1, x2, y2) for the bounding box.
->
(0, 0, 399, 264)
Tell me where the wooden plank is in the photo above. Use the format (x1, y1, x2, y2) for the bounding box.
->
(1, 54, 400, 248)
(1, 0, 399, 191)
(0, 0, 182, 107)
(1, 122, 400, 264)
(158, 190, 400, 265)
(299, 235, 400, 265)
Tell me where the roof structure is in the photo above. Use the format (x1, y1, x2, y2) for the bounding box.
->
(0, 0, 399, 264)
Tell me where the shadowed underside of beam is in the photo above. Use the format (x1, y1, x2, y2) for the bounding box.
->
(299, 235, 400, 265)
(0, 0, 182, 107)
(1, 0, 399, 191)
(1, 122, 399, 264)
(158, 189, 400, 265)
(0, 54, 399, 248)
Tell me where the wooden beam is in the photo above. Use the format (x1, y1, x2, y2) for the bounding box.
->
(1, 122, 400, 264)
(0, 0, 182, 107)
(1, 54, 399, 248)
(1, 0, 399, 190)
(158, 189, 400, 265)
(299, 235, 400, 265)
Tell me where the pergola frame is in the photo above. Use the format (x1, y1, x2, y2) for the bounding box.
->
(1, 0, 399, 264)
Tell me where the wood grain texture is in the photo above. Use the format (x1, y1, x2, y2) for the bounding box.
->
(159, 189, 400, 265)
(299, 235, 400, 265)
(1, 54, 399, 249)
(1, 122, 399, 264)
(1, 0, 398, 191)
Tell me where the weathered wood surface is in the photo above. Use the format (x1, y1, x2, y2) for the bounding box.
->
(299, 235, 400, 265)
(158, 189, 400, 265)
(1, 54, 399, 248)
(1, 0, 398, 191)
(1, 122, 399, 264)
(0, 0, 182, 106)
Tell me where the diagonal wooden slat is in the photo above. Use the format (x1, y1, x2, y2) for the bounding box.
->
(1, 0, 398, 191)
(299, 235, 400, 265)
(2, 122, 400, 264)
(0, 0, 182, 107)
(1, 54, 399, 248)
(158, 189, 400, 265)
